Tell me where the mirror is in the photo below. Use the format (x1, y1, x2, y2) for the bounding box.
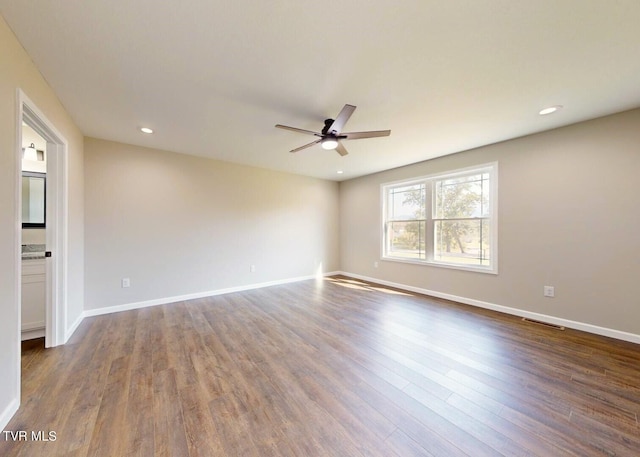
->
(22, 172, 46, 228)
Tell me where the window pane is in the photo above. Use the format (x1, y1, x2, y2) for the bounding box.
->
(387, 220, 425, 259)
(388, 184, 425, 220)
(434, 173, 489, 219)
(434, 219, 490, 266)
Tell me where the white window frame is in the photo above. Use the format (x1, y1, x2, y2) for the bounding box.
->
(381, 162, 498, 274)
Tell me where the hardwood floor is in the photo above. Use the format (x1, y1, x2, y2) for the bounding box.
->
(2, 276, 639, 456)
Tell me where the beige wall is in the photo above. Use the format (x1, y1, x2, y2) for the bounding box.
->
(0, 16, 84, 426)
(84, 138, 340, 310)
(340, 109, 640, 337)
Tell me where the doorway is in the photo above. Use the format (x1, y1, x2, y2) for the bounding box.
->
(21, 124, 47, 343)
(17, 91, 68, 348)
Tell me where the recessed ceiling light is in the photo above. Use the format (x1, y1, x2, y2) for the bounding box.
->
(539, 105, 563, 115)
(140, 127, 153, 134)
(337, 170, 344, 174)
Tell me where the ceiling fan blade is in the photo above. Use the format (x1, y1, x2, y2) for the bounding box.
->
(290, 139, 322, 153)
(343, 130, 391, 140)
(335, 142, 349, 156)
(275, 124, 321, 136)
(326, 104, 356, 134)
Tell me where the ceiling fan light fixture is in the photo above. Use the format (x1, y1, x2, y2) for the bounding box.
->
(321, 138, 339, 150)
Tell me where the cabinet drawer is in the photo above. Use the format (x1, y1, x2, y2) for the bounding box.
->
(22, 259, 45, 276)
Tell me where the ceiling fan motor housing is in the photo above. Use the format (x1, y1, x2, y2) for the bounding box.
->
(322, 119, 334, 135)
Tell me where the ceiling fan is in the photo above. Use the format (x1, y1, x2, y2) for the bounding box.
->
(275, 104, 390, 156)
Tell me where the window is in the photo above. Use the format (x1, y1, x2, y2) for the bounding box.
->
(382, 163, 497, 273)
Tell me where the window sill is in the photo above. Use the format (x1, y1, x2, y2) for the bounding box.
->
(381, 256, 497, 275)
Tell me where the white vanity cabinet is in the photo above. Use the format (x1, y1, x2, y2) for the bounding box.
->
(22, 258, 46, 340)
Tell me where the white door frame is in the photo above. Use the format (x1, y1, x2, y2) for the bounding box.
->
(17, 90, 68, 348)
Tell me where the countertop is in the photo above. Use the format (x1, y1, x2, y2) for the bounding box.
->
(22, 244, 46, 260)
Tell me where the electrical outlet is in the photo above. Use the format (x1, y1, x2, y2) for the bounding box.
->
(250, 264, 256, 273)
(121, 277, 130, 288)
(374, 261, 379, 268)
(543, 286, 555, 298)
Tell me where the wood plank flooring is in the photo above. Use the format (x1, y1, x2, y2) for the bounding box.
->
(2, 276, 639, 456)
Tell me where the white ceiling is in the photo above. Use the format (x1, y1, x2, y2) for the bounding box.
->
(2, 1, 640, 181)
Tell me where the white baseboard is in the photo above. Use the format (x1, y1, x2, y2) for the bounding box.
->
(65, 314, 85, 343)
(338, 271, 640, 345)
(0, 398, 19, 432)
(82, 272, 341, 319)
